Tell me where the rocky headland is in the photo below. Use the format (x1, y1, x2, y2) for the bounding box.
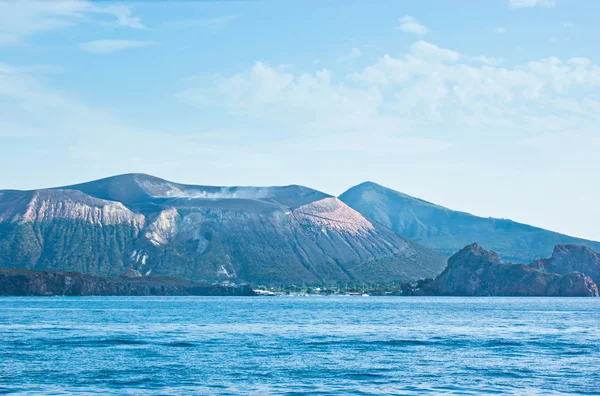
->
(405, 243, 599, 297)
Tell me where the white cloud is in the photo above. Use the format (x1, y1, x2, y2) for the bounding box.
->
(174, 40, 596, 165)
(470, 56, 500, 65)
(568, 57, 592, 67)
(508, 0, 555, 8)
(79, 40, 155, 54)
(177, 62, 385, 131)
(176, 39, 600, 143)
(351, 44, 600, 129)
(410, 41, 460, 62)
(494, 27, 507, 34)
(394, 15, 429, 36)
(98, 4, 144, 29)
(0, 0, 144, 46)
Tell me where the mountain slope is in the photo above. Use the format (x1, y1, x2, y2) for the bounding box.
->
(339, 182, 600, 263)
(0, 175, 446, 285)
(0, 189, 144, 275)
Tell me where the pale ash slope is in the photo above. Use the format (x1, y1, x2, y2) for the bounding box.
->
(0, 174, 445, 284)
(0, 189, 144, 227)
(0, 189, 144, 275)
(340, 182, 600, 263)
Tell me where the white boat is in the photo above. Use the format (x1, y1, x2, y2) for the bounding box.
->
(361, 282, 370, 297)
(254, 289, 276, 296)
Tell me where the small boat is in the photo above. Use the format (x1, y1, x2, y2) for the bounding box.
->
(361, 282, 370, 297)
(254, 289, 276, 296)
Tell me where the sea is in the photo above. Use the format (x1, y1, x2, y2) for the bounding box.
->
(1, 296, 599, 395)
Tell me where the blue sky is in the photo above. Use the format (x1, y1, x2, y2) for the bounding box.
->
(1, 0, 599, 240)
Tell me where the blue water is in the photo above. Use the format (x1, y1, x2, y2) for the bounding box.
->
(1, 297, 599, 395)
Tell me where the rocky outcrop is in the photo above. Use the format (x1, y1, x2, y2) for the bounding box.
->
(0, 174, 446, 285)
(339, 182, 600, 263)
(414, 243, 598, 297)
(545, 272, 599, 297)
(0, 268, 255, 296)
(531, 244, 600, 285)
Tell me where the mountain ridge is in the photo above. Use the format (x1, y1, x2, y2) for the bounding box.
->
(339, 181, 600, 263)
(0, 174, 446, 285)
(59, 173, 332, 210)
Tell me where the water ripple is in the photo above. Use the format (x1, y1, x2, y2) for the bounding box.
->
(1, 296, 599, 395)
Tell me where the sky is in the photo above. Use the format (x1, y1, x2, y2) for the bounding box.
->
(1, 0, 599, 240)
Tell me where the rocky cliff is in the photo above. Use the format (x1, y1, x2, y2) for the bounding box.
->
(0, 268, 255, 296)
(530, 244, 600, 285)
(339, 182, 600, 263)
(0, 174, 446, 285)
(415, 243, 598, 297)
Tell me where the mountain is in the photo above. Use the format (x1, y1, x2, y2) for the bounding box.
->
(339, 182, 600, 263)
(0, 174, 446, 285)
(415, 243, 598, 297)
